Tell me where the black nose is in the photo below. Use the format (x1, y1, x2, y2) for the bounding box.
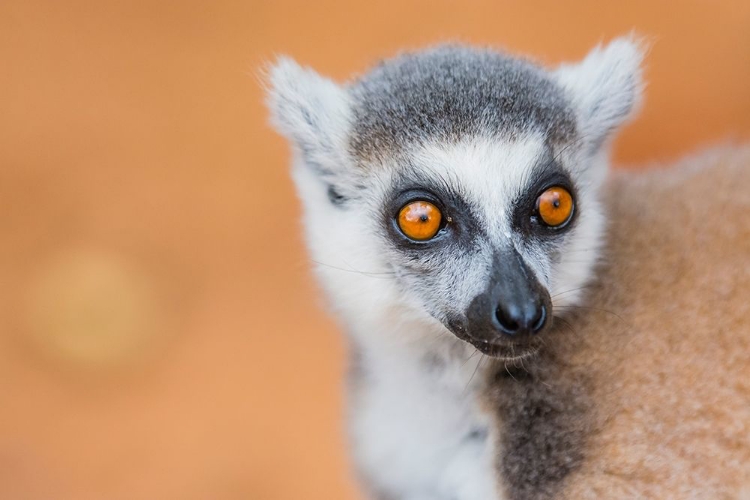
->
(462, 248, 552, 346)
(494, 301, 547, 337)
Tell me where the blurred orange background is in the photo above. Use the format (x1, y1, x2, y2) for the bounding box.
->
(0, 1, 748, 499)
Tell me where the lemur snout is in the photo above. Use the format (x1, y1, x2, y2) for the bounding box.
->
(484, 264, 549, 341)
(494, 301, 547, 337)
(460, 248, 551, 355)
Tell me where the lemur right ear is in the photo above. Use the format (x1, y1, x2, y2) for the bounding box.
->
(265, 57, 352, 174)
(554, 36, 647, 150)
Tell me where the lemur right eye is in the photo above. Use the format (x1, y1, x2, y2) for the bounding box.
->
(397, 201, 443, 241)
(536, 186, 574, 228)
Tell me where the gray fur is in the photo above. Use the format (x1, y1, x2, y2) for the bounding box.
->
(348, 45, 578, 161)
(488, 341, 593, 500)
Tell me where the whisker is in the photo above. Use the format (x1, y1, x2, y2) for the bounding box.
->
(311, 259, 396, 279)
(461, 348, 481, 368)
(465, 354, 485, 393)
(555, 304, 629, 324)
(562, 248, 602, 254)
(518, 354, 528, 373)
(552, 314, 577, 336)
(551, 284, 597, 299)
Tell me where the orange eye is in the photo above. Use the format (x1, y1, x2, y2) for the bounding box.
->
(537, 186, 574, 227)
(397, 201, 443, 241)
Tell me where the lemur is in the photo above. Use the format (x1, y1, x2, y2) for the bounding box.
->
(266, 37, 750, 499)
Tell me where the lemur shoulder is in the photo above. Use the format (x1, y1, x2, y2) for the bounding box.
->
(266, 37, 750, 499)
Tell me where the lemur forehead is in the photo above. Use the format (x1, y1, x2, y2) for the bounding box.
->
(348, 45, 578, 162)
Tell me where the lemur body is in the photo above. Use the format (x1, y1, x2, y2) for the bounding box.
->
(488, 146, 750, 499)
(569, 147, 750, 499)
(266, 39, 750, 499)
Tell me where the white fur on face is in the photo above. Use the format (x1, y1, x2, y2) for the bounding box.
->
(406, 135, 606, 317)
(293, 130, 607, 352)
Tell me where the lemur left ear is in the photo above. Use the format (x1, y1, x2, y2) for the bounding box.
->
(555, 36, 647, 149)
(265, 57, 352, 174)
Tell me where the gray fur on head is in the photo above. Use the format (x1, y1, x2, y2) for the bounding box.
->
(348, 45, 578, 161)
(267, 37, 644, 171)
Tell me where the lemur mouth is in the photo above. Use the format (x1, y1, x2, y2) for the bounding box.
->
(445, 320, 544, 359)
(467, 337, 542, 360)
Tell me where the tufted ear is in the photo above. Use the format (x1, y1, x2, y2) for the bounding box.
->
(555, 36, 646, 150)
(265, 56, 352, 174)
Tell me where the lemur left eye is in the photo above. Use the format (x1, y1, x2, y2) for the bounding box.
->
(397, 200, 443, 241)
(536, 186, 574, 228)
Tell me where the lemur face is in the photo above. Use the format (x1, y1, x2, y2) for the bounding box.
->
(267, 40, 643, 359)
(370, 136, 587, 357)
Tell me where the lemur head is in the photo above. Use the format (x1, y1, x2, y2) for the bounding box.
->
(266, 37, 644, 359)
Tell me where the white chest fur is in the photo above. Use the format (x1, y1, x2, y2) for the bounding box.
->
(348, 342, 502, 500)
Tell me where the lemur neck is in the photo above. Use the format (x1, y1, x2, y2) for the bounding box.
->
(349, 316, 490, 395)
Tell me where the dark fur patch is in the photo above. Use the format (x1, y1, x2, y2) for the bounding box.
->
(348, 45, 578, 161)
(465, 426, 489, 443)
(488, 345, 593, 500)
(381, 166, 484, 253)
(327, 184, 347, 206)
(509, 156, 578, 240)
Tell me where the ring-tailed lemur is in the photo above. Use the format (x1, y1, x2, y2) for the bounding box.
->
(266, 38, 645, 499)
